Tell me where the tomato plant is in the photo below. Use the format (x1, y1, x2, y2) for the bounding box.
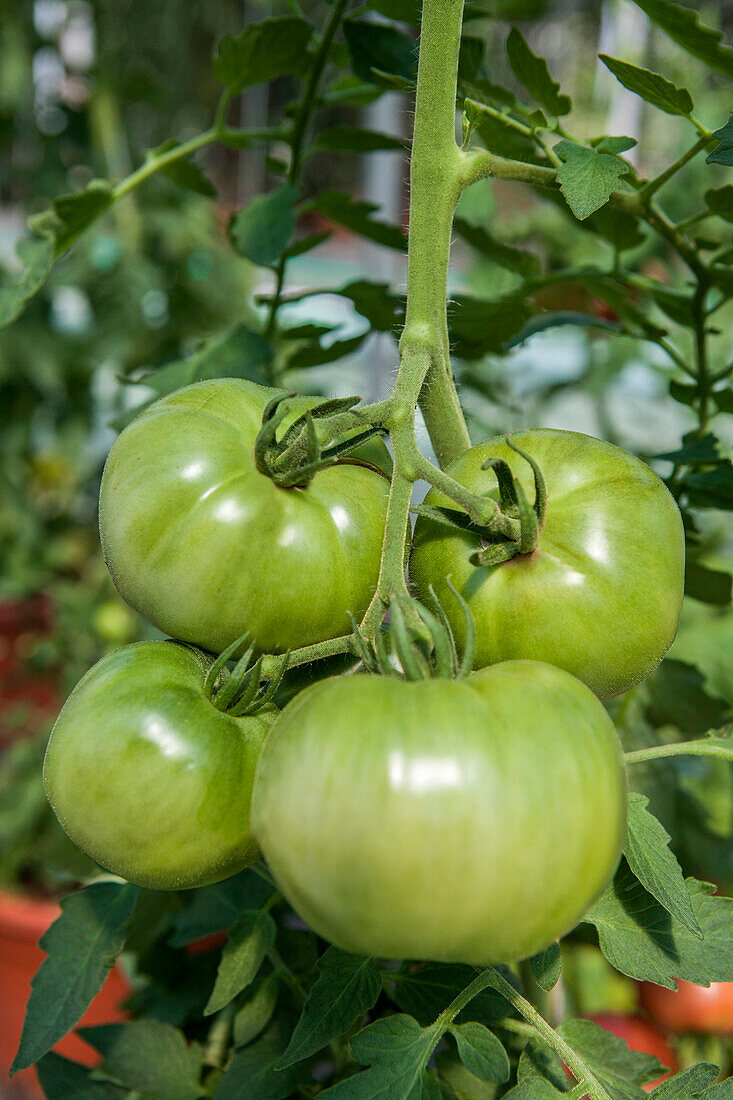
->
(99, 378, 391, 655)
(4, 0, 733, 1096)
(640, 981, 733, 1035)
(410, 429, 685, 699)
(44, 640, 275, 890)
(252, 659, 627, 964)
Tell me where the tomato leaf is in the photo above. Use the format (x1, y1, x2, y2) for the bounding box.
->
(320, 1015, 442, 1098)
(205, 910, 276, 1015)
(448, 293, 532, 357)
(585, 864, 733, 988)
(599, 56, 693, 116)
(213, 1016, 306, 1100)
(232, 973, 280, 1048)
(454, 218, 540, 277)
(311, 126, 405, 154)
(389, 963, 513, 1027)
(502, 1085, 564, 1100)
(78, 1021, 204, 1100)
(213, 17, 313, 93)
(555, 140, 628, 221)
(229, 185, 301, 268)
(529, 942, 562, 991)
(704, 185, 733, 221)
(558, 1018, 667, 1097)
(35, 1052, 127, 1099)
(516, 1037, 570, 1091)
(110, 323, 274, 432)
(449, 1023, 510, 1084)
(344, 20, 418, 87)
(684, 561, 732, 607)
(707, 116, 733, 167)
(681, 462, 733, 510)
(310, 189, 407, 251)
(646, 661, 732, 733)
(278, 947, 382, 1068)
(151, 141, 217, 197)
(647, 1062, 719, 1097)
(0, 236, 54, 329)
(11, 882, 138, 1074)
(628, 0, 733, 80)
(168, 869, 274, 947)
(505, 27, 571, 116)
(625, 793, 703, 938)
(28, 178, 114, 255)
(283, 331, 369, 372)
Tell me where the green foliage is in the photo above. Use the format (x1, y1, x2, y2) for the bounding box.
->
(505, 27, 571, 117)
(529, 943, 562, 991)
(586, 866, 733, 988)
(449, 1023, 510, 1084)
(629, 0, 733, 79)
(599, 56, 694, 117)
(557, 1018, 667, 1095)
(229, 186, 301, 268)
(321, 1014, 443, 1098)
(707, 116, 733, 168)
(80, 1021, 205, 1099)
(12, 883, 139, 1072)
(213, 17, 313, 93)
(344, 20, 418, 87)
(204, 910, 277, 1016)
(278, 948, 382, 1067)
(554, 140, 628, 221)
(624, 793, 702, 936)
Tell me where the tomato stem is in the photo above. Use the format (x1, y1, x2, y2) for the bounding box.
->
(625, 740, 733, 765)
(441, 968, 614, 1100)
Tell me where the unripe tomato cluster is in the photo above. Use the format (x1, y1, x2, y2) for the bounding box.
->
(44, 378, 685, 964)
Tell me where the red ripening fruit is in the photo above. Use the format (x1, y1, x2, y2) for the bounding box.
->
(639, 981, 733, 1035)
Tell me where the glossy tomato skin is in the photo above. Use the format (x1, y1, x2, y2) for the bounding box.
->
(251, 660, 627, 964)
(44, 641, 275, 890)
(640, 981, 733, 1035)
(409, 429, 685, 699)
(99, 379, 391, 654)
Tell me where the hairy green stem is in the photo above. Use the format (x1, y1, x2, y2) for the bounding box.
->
(625, 740, 733, 765)
(406, 0, 471, 466)
(111, 127, 219, 202)
(459, 150, 642, 215)
(436, 968, 612, 1100)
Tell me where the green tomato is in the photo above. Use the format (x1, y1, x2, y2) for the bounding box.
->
(409, 429, 684, 698)
(251, 660, 627, 964)
(99, 379, 390, 654)
(44, 641, 273, 889)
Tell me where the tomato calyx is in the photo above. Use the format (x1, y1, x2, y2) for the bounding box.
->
(352, 584, 476, 681)
(254, 392, 387, 489)
(413, 436, 548, 566)
(202, 632, 289, 716)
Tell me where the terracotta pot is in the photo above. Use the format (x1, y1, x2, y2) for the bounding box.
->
(0, 890, 129, 1098)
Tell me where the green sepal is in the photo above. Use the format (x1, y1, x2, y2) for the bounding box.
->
(505, 438, 548, 528)
(349, 590, 477, 682)
(202, 631, 288, 717)
(482, 457, 520, 519)
(469, 542, 520, 568)
(410, 503, 479, 533)
(255, 392, 387, 488)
